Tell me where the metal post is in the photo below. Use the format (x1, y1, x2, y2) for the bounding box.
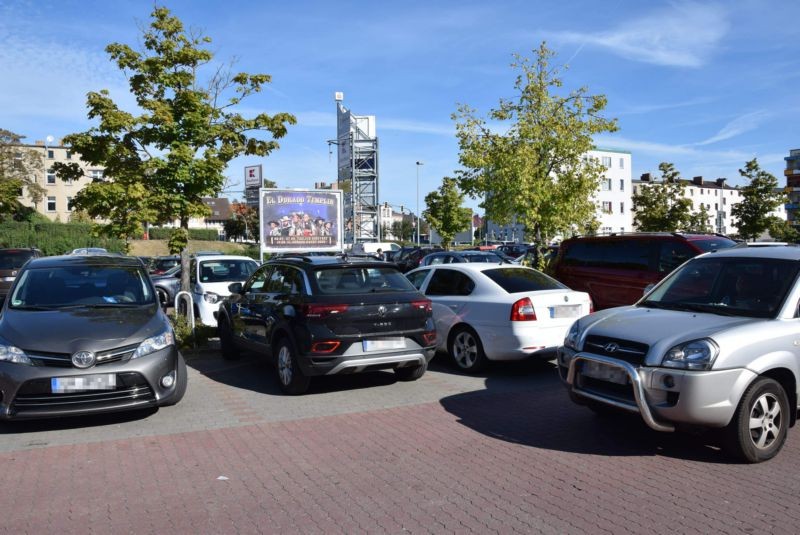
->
(415, 161, 423, 246)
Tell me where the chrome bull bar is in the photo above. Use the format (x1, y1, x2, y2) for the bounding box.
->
(567, 353, 675, 433)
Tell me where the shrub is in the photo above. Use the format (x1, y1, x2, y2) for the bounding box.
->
(0, 221, 125, 255)
(149, 227, 219, 241)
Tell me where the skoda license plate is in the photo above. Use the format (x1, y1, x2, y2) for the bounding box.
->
(549, 305, 581, 319)
(51, 374, 116, 393)
(363, 338, 405, 352)
(581, 361, 628, 385)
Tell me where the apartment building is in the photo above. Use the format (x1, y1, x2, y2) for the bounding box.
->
(17, 140, 104, 221)
(785, 148, 800, 229)
(485, 147, 633, 243)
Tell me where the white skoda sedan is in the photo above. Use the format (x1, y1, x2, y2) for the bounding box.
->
(405, 263, 591, 372)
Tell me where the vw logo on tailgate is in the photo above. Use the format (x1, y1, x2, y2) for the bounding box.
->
(377, 305, 387, 317)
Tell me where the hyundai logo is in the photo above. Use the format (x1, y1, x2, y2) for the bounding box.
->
(377, 305, 387, 317)
(604, 343, 619, 353)
(71, 350, 96, 369)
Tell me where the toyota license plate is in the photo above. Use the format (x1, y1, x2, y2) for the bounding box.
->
(363, 338, 405, 351)
(581, 361, 628, 385)
(51, 374, 116, 393)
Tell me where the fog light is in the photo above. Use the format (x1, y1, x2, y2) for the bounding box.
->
(662, 375, 675, 388)
(161, 372, 175, 388)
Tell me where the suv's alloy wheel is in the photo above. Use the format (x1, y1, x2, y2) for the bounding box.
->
(727, 377, 789, 463)
(275, 338, 310, 395)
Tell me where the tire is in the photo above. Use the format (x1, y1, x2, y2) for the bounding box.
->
(275, 337, 310, 395)
(218, 315, 241, 361)
(394, 359, 427, 381)
(162, 353, 188, 406)
(725, 377, 789, 463)
(448, 326, 487, 373)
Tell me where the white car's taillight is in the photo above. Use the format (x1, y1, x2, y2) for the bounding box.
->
(510, 297, 537, 321)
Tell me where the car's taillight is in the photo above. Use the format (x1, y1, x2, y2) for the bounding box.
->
(303, 304, 349, 318)
(423, 331, 437, 345)
(311, 341, 341, 353)
(510, 297, 537, 321)
(411, 299, 432, 313)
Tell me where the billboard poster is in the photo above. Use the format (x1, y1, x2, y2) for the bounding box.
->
(260, 189, 343, 255)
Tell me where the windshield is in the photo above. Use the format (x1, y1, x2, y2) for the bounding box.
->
(482, 267, 566, 293)
(314, 266, 416, 294)
(10, 266, 155, 308)
(640, 257, 800, 318)
(0, 250, 35, 270)
(198, 259, 258, 283)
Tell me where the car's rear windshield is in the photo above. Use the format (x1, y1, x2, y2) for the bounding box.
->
(314, 266, 416, 294)
(691, 237, 737, 252)
(0, 250, 36, 270)
(10, 266, 155, 308)
(482, 267, 566, 293)
(464, 254, 501, 263)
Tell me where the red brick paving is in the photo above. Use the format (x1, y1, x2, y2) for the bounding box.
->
(2, 387, 800, 533)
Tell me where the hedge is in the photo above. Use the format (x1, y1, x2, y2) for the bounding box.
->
(148, 227, 220, 241)
(0, 222, 125, 255)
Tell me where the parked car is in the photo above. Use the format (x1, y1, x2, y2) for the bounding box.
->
(70, 247, 110, 255)
(559, 246, 800, 463)
(394, 246, 443, 272)
(0, 254, 186, 419)
(497, 244, 530, 259)
(405, 263, 591, 372)
(0, 248, 43, 301)
(184, 255, 259, 327)
(149, 255, 180, 275)
(420, 251, 510, 266)
(551, 233, 736, 309)
(217, 256, 437, 394)
(151, 265, 182, 308)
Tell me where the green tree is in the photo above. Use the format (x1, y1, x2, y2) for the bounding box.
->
(687, 204, 713, 233)
(731, 158, 786, 241)
(54, 6, 295, 260)
(391, 218, 414, 242)
(423, 177, 472, 249)
(632, 163, 694, 231)
(453, 42, 618, 244)
(0, 129, 46, 221)
(768, 217, 799, 243)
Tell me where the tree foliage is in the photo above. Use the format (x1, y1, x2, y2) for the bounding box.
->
(54, 6, 295, 246)
(423, 177, 472, 249)
(687, 203, 713, 233)
(731, 158, 786, 241)
(0, 129, 46, 222)
(453, 42, 618, 243)
(632, 163, 695, 232)
(391, 218, 414, 242)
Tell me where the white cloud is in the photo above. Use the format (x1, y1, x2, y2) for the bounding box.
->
(693, 111, 771, 146)
(548, 3, 729, 67)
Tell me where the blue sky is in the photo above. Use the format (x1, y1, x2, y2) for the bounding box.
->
(2, 0, 798, 214)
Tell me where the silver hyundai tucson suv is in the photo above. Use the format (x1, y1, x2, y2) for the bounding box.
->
(559, 246, 800, 463)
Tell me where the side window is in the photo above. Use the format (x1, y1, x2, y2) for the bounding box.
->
(266, 266, 286, 293)
(606, 240, 650, 271)
(406, 269, 430, 290)
(658, 242, 696, 274)
(429, 256, 445, 265)
(425, 269, 475, 296)
(245, 267, 271, 293)
(283, 268, 304, 296)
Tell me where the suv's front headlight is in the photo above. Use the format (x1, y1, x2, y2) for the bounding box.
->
(662, 338, 719, 370)
(203, 292, 220, 304)
(0, 343, 32, 365)
(563, 320, 582, 351)
(133, 330, 175, 359)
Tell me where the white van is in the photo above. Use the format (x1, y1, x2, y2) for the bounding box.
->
(351, 242, 401, 254)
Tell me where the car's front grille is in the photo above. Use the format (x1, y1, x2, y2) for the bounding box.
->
(26, 343, 139, 368)
(583, 335, 649, 365)
(11, 372, 155, 415)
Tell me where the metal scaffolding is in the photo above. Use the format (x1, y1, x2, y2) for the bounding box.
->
(334, 94, 379, 244)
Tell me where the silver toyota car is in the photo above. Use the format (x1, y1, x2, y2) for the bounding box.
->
(559, 245, 800, 463)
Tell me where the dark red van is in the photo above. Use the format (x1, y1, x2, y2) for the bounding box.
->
(551, 233, 736, 309)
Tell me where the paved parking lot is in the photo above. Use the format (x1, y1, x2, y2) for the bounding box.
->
(2, 347, 800, 533)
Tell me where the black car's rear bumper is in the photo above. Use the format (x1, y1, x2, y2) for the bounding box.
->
(299, 344, 436, 377)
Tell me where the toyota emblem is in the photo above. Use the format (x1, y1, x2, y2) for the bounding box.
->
(71, 350, 96, 369)
(603, 343, 619, 353)
(377, 305, 387, 317)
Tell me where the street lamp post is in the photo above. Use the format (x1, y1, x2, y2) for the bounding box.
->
(415, 161, 424, 246)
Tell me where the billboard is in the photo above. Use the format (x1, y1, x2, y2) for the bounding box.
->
(260, 189, 343, 255)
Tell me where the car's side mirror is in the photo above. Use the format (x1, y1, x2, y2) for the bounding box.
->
(228, 282, 243, 294)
